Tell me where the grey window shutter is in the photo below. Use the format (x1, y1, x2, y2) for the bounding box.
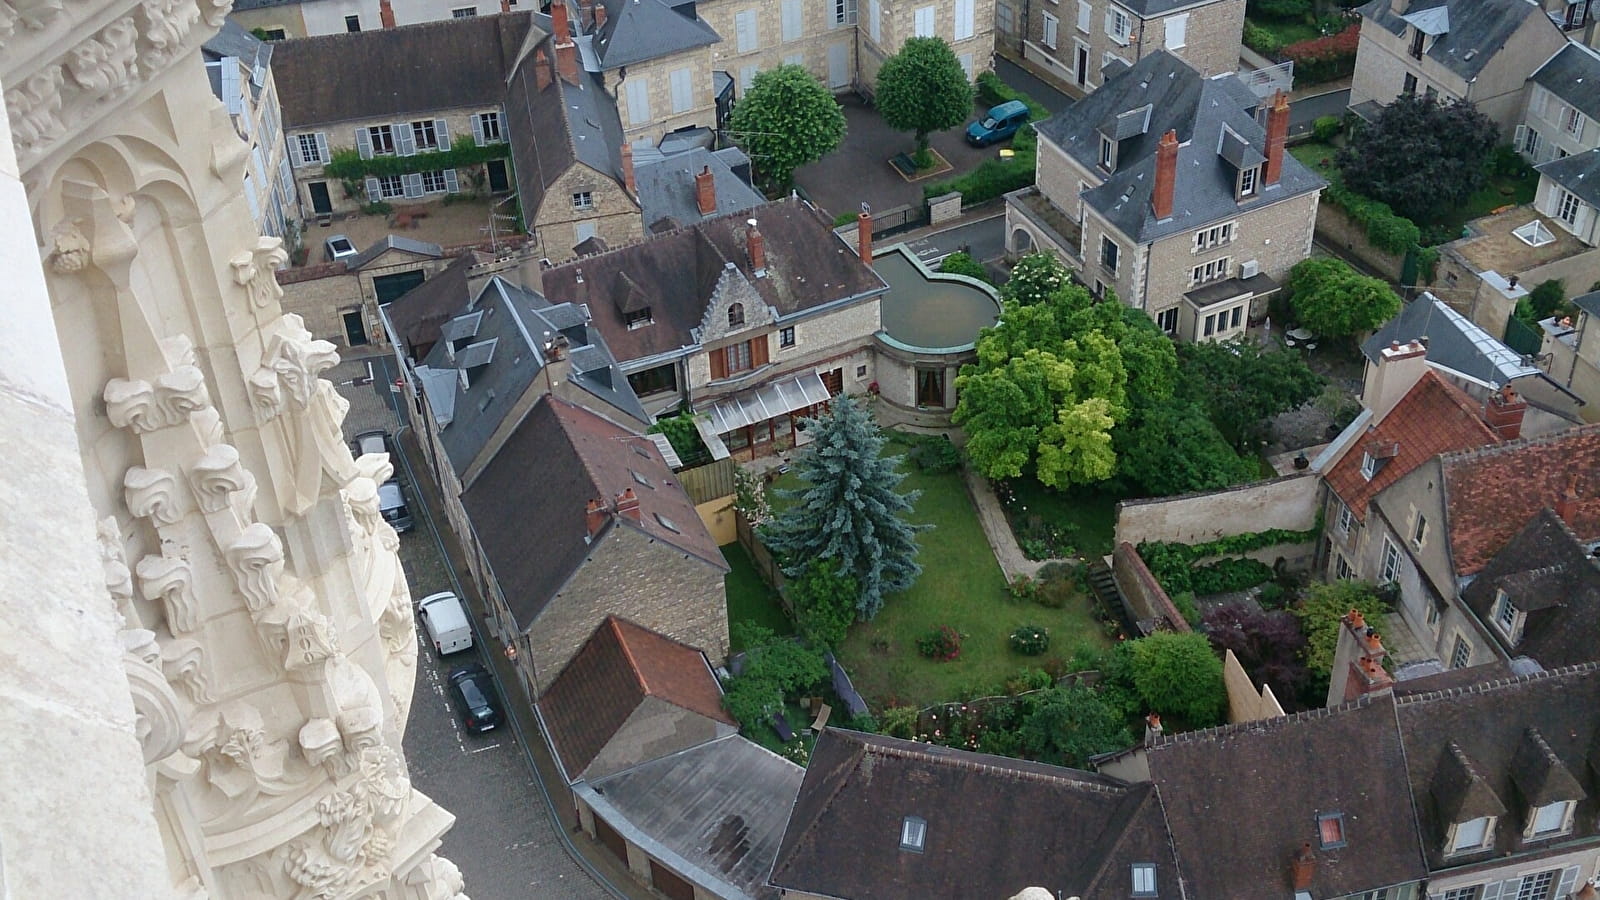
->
(314, 132, 329, 164)
(356, 128, 373, 159)
(403, 173, 424, 198)
(289, 136, 305, 168)
(365, 176, 382, 201)
(471, 114, 486, 147)
(443, 168, 460, 193)
(397, 123, 417, 156)
(1558, 867, 1581, 897)
(435, 118, 451, 148)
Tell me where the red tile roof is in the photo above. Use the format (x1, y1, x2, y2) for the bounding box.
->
(1325, 370, 1500, 521)
(537, 616, 735, 780)
(1442, 424, 1600, 575)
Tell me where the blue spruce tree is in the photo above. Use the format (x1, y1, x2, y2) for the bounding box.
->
(762, 395, 929, 620)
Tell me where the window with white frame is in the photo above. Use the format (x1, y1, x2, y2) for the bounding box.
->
(1528, 801, 1573, 837)
(1520, 126, 1542, 158)
(1165, 12, 1186, 48)
(1426, 602, 1440, 628)
(1492, 588, 1518, 637)
(375, 174, 405, 199)
(914, 5, 935, 36)
(1562, 106, 1585, 136)
(1191, 257, 1229, 285)
(1105, 6, 1131, 43)
(1194, 221, 1234, 250)
(1099, 134, 1114, 169)
(421, 170, 450, 193)
(1450, 634, 1472, 670)
(1380, 537, 1399, 583)
(1360, 451, 1376, 480)
(1337, 502, 1354, 535)
(1042, 12, 1059, 48)
(572, 191, 593, 211)
(1156, 307, 1178, 334)
(1239, 164, 1259, 197)
(1556, 189, 1581, 227)
(1440, 888, 1481, 900)
(1515, 869, 1558, 900)
(1076, 0, 1090, 30)
(411, 119, 439, 151)
(451, 6, 477, 16)
(1336, 554, 1352, 579)
(1451, 816, 1492, 852)
(1411, 513, 1427, 548)
(834, 0, 856, 26)
(780, 326, 795, 347)
(900, 816, 926, 851)
(1100, 235, 1120, 275)
(1131, 863, 1157, 896)
(296, 133, 327, 165)
(474, 111, 503, 144)
(1354, 890, 1391, 900)
(366, 125, 396, 155)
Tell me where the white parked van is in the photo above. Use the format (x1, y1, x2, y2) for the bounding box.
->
(418, 592, 473, 655)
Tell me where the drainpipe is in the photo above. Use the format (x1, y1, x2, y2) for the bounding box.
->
(1019, 0, 1031, 56)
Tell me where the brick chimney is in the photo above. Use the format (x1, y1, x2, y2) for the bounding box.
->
(747, 219, 766, 275)
(534, 47, 552, 92)
(857, 206, 873, 264)
(615, 487, 641, 521)
(553, 4, 579, 85)
(1152, 130, 1179, 220)
(594, 3, 607, 29)
(500, 0, 510, 12)
(585, 498, 607, 539)
(540, 332, 572, 399)
(1264, 90, 1290, 185)
(1483, 385, 1527, 441)
(619, 140, 637, 198)
(1290, 843, 1316, 891)
(578, 0, 594, 31)
(695, 166, 716, 215)
(378, 0, 396, 27)
(1556, 475, 1581, 526)
(1362, 339, 1429, 423)
(1326, 609, 1394, 707)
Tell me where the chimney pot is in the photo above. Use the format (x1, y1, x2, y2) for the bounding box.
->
(1483, 384, 1527, 441)
(857, 206, 873, 264)
(594, 4, 608, 27)
(1347, 609, 1366, 631)
(620, 141, 637, 197)
(1556, 475, 1582, 526)
(1264, 90, 1290, 185)
(747, 220, 767, 274)
(585, 498, 607, 538)
(578, 0, 595, 31)
(378, 0, 396, 28)
(553, 4, 580, 85)
(695, 166, 716, 216)
(1152, 130, 1179, 220)
(534, 47, 552, 92)
(616, 486, 642, 521)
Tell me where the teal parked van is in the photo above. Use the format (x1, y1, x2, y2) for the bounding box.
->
(966, 100, 1031, 147)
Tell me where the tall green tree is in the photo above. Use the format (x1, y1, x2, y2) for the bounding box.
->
(874, 36, 975, 159)
(1110, 631, 1226, 727)
(1018, 686, 1134, 767)
(728, 65, 847, 189)
(1178, 340, 1323, 451)
(1000, 252, 1075, 306)
(1288, 257, 1401, 339)
(789, 559, 859, 647)
(1114, 396, 1257, 497)
(1336, 93, 1498, 223)
(762, 395, 928, 619)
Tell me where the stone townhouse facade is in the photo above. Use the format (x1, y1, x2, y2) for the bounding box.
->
(1017, 0, 1243, 96)
(1010, 51, 1322, 340)
(204, 22, 300, 238)
(1516, 44, 1600, 165)
(230, 0, 526, 38)
(1350, 0, 1568, 137)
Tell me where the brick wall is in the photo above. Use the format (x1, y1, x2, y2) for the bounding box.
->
(526, 525, 730, 684)
(1111, 541, 1191, 631)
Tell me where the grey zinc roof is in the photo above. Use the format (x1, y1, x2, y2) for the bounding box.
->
(1576, 289, 1600, 318)
(1538, 146, 1600, 209)
(590, 0, 721, 69)
(1364, 293, 1545, 388)
(1038, 51, 1324, 245)
(348, 235, 444, 270)
(1115, 0, 1232, 16)
(1532, 43, 1600, 123)
(583, 736, 803, 900)
(1357, 0, 1553, 82)
(203, 20, 271, 71)
(635, 145, 765, 231)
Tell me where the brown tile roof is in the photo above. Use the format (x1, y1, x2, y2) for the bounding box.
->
(1461, 509, 1600, 668)
(1146, 695, 1427, 900)
(1325, 370, 1500, 522)
(460, 395, 726, 633)
(539, 196, 888, 364)
(770, 729, 1160, 899)
(1442, 424, 1600, 574)
(272, 14, 532, 129)
(537, 616, 734, 780)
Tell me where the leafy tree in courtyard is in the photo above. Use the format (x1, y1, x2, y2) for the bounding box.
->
(1202, 605, 1314, 710)
(1106, 631, 1226, 727)
(937, 250, 993, 285)
(1336, 93, 1498, 223)
(1000, 252, 1075, 306)
(789, 560, 859, 647)
(1018, 685, 1134, 767)
(1178, 340, 1323, 452)
(1288, 257, 1401, 339)
(874, 37, 975, 162)
(762, 394, 928, 619)
(1114, 396, 1257, 497)
(728, 65, 847, 189)
(1293, 580, 1391, 674)
(721, 624, 829, 729)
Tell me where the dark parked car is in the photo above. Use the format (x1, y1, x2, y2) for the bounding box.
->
(447, 664, 502, 734)
(966, 100, 1031, 147)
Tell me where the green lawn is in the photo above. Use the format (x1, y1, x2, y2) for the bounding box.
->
(769, 433, 1112, 708)
(1248, 15, 1320, 46)
(1004, 476, 1120, 559)
(722, 542, 793, 651)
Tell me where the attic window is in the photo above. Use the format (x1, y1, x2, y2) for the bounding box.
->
(1131, 863, 1157, 896)
(1360, 452, 1376, 480)
(654, 512, 680, 533)
(729, 302, 745, 328)
(1099, 134, 1116, 171)
(625, 307, 653, 329)
(631, 444, 653, 460)
(1529, 800, 1574, 837)
(1449, 816, 1494, 854)
(630, 469, 653, 489)
(899, 816, 926, 852)
(1491, 589, 1520, 641)
(1238, 164, 1260, 199)
(1317, 812, 1347, 849)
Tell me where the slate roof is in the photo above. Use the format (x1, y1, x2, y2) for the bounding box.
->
(1394, 662, 1600, 869)
(1356, 0, 1556, 82)
(1147, 695, 1428, 900)
(1578, 289, 1600, 319)
(1461, 509, 1600, 669)
(1531, 43, 1600, 123)
(203, 19, 272, 81)
(418, 276, 649, 478)
(537, 616, 735, 781)
(1364, 294, 1548, 390)
(1036, 52, 1324, 246)
(348, 235, 443, 271)
(589, 0, 721, 69)
(540, 196, 888, 363)
(382, 253, 475, 359)
(1440, 425, 1600, 574)
(635, 146, 765, 232)
(584, 736, 802, 900)
(459, 395, 725, 633)
(271, 14, 531, 129)
(1324, 370, 1500, 521)
(1537, 146, 1600, 209)
(769, 729, 1161, 900)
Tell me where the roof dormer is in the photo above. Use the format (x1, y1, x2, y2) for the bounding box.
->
(1096, 104, 1152, 173)
(1431, 741, 1506, 857)
(1510, 728, 1585, 840)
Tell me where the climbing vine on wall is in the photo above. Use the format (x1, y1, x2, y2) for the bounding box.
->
(1137, 526, 1322, 597)
(322, 135, 511, 181)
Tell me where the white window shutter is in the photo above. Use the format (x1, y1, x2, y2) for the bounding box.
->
(435, 118, 450, 148)
(955, 0, 973, 40)
(915, 5, 934, 36)
(356, 128, 373, 159)
(315, 132, 329, 163)
(625, 77, 651, 125)
(364, 176, 382, 201)
(671, 68, 694, 113)
(289, 136, 305, 168)
(220, 61, 243, 115)
(1496, 878, 1521, 900)
(1165, 13, 1186, 49)
(1077, 0, 1090, 31)
(444, 168, 460, 192)
(869, 0, 880, 41)
(1514, 123, 1528, 150)
(397, 123, 417, 156)
(782, 0, 802, 42)
(1042, 13, 1057, 48)
(1558, 866, 1581, 897)
(471, 114, 486, 147)
(403, 172, 424, 198)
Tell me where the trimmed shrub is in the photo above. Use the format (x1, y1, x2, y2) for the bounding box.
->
(910, 434, 962, 473)
(917, 625, 964, 661)
(1010, 624, 1051, 656)
(938, 250, 994, 285)
(1312, 115, 1343, 143)
(1242, 20, 1283, 56)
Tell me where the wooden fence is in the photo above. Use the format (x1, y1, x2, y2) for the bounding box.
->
(677, 457, 736, 506)
(735, 510, 792, 616)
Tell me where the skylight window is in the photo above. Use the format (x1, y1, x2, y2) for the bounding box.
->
(900, 816, 926, 852)
(1131, 862, 1157, 896)
(1318, 812, 1346, 849)
(654, 512, 680, 533)
(1513, 219, 1556, 248)
(631, 469, 653, 489)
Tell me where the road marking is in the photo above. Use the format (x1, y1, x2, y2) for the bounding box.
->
(468, 742, 502, 754)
